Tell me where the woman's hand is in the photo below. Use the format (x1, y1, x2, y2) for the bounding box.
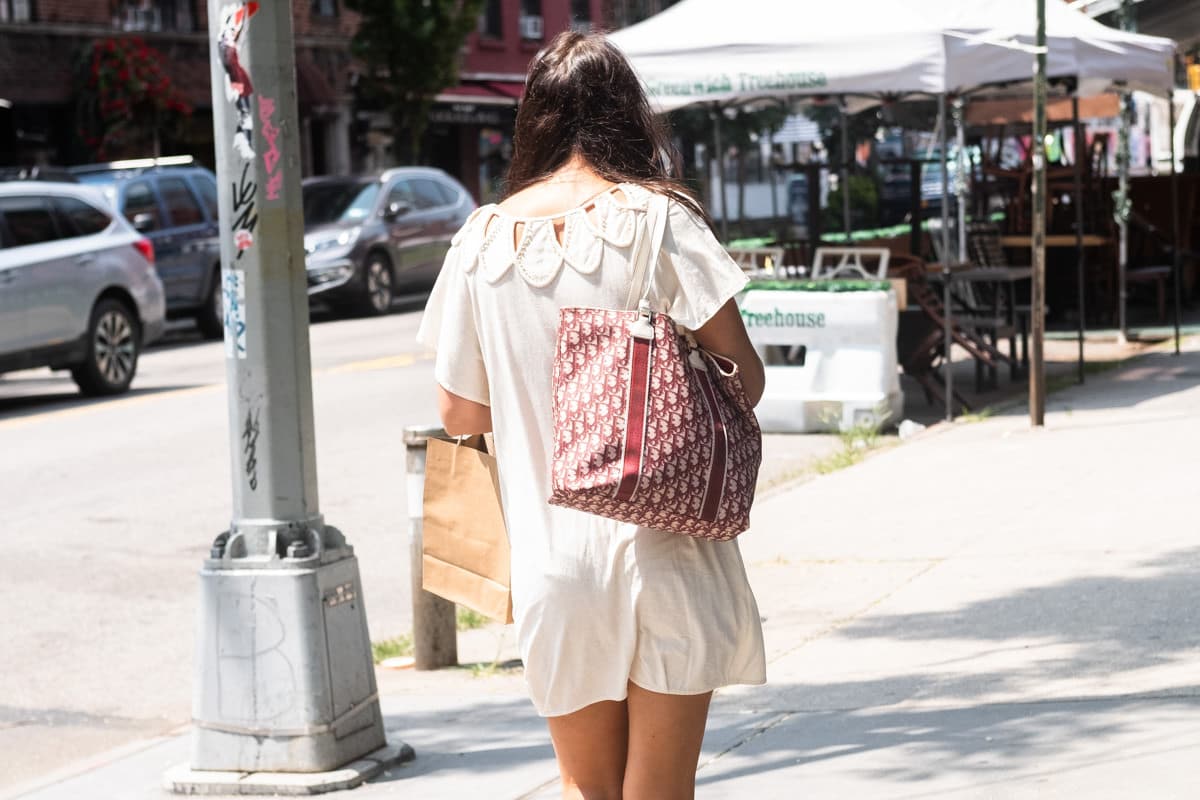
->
(437, 385, 493, 435)
(692, 299, 765, 407)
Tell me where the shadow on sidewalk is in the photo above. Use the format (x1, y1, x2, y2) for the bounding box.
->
(697, 692, 1200, 790)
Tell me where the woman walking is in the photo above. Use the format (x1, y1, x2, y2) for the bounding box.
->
(417, 31, 766, 800)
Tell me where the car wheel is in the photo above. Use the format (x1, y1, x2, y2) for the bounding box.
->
(357, 253, 394, 316)
(197, 270, 224, 340)
(71, 299, 140, 396)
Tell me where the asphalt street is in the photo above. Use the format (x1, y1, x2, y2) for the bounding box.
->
(0, 303, 439, 792)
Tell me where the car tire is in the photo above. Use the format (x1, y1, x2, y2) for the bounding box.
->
(355, 252, 394, 316)
(197, 269, 224, 340)
(71, 298, 141, 396)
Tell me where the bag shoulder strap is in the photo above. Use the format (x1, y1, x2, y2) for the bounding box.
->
(625, 192, 671, 311)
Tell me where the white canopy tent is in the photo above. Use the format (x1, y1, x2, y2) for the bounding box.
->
(611, 0, 1180, 421)
(609, 0, 1177, 111)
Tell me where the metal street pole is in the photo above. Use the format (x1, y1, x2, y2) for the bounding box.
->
(841, 98, 852, 237)
(1169, 98, 1182, 355)
(954, 96, 967, 264)
(939, 92, 954, 421)
(713, 106, 729, 242)
(1072, 96, 1086, 384)
(1030, 0, 1048, 427)
(1114, 0, 1136, 344)
(188, 0, 386, 776)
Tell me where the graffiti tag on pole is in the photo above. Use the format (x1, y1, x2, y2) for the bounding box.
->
(217, 1, 259, 160)
(259, 95, 283, 202)
(222, 268, 247, 359)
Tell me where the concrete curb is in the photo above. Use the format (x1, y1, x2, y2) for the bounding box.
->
(162, 741, 414, 796)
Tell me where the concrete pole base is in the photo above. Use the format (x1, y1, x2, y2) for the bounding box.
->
(163, 741, 415, 796)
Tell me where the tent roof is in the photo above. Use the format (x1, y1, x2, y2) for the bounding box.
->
(609, 0, 1177, 111)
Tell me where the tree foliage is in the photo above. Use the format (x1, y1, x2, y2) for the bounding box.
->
(346, 0, 485, 163)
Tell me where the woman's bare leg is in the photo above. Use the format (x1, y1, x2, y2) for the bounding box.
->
(622, 682, 712, 800)
(546, 698, 629, 800)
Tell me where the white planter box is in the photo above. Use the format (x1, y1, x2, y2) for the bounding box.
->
(738, 288, 902, 433)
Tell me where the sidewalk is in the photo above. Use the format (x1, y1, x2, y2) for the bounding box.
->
(12, 340, 1200, 799)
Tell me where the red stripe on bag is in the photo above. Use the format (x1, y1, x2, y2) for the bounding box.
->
(616, 329, 653, 503)
(697, 363, 728, 523)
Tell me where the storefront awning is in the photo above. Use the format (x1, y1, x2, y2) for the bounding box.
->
(436, 80, 524, 107)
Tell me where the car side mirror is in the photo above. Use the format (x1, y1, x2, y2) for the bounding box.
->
(130, 212, 155, 233)
(383, 201, 412, 220)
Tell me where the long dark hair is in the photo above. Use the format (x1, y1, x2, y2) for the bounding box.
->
(504, 31, 711, 227)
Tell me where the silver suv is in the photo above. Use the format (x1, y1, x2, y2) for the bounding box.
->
(0, 182, 166, 395)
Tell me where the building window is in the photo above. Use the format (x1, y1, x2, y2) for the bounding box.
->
(519, 0, 543, 41)
(570, 0, 590, 32)
(479, 0, 502, 40)
(0, 0, 34, 23)
(312, 0, 336, 17)
(114, 1, 195, 32)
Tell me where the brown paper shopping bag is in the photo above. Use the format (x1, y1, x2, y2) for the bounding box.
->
(421, 435, 513, 624)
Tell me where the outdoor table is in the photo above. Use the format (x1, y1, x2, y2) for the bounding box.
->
(737, 279, 902, 433)
(929, 266, 1032, 387)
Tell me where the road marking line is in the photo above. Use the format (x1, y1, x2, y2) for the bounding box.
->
(0, 352, 434, 430)
(326, 353, 420, 374)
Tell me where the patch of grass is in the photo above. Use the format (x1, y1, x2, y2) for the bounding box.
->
(456, 607, 489, 631)
(811, 405, 892, 475)
(958, 406, 996, 423)
(371, 634, 413, 664)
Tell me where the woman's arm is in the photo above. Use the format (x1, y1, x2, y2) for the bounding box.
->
(437, 385, 493, 436)
(692, 298, 765, 407)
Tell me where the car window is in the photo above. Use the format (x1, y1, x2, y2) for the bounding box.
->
(53, 196, 112, 237)
(385, 181, 417, 209)
(123, 181, 163, 231)
(431, 179, 458, 206)
(158, 177, 206, 226)
(303, 181, 378, 225)
(191, 174, 219, 220)
(0, 196, 60, 246)
(410, 179, 447, 210)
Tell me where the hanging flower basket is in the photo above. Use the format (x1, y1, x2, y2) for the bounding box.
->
(76, 36, 193, 160)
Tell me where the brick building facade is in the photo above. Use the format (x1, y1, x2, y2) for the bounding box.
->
(0, 0, 358, 174)
(0, 0, 663, 200)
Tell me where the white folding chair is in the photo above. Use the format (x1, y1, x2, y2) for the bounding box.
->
(810, 247, 890, 280)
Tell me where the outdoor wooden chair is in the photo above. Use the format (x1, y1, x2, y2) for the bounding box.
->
(892, 258, 1012, 407)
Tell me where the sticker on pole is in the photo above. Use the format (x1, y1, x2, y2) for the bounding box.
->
(222, 269, 247, 359)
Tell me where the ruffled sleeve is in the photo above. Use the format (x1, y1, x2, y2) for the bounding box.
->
(653, 200, 749, 331)
(416, 228, 490, 406)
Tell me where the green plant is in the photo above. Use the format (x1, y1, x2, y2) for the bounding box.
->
(456, 607, 489, 631)
(822, 173, 879, 232)
(371, 634, 413, 664)
(346, 0, 485, 162)
(812, 405, 891, 474)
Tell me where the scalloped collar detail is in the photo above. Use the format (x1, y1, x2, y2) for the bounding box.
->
(450, 183, 652, 287)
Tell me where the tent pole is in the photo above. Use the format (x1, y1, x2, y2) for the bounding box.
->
(1169, 98, 1181, 355)
(1115, 0, 1136, 344)
(712, 106, 728, 242)
(939, 92, 953, 422)
(954, 96, 967, 263)
(841, 98, 852, 237)
(1030, 0, 1047, 427)
(1073, 96, 1086, 384)
(767, 127, 779, 233)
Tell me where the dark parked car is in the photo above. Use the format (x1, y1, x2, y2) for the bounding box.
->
(71, 157, 223, 338)
(302, 168, 475, 315)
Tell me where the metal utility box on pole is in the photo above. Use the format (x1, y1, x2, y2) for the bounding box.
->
(181, 0, 390, 780)
(1030, 0, 1048, 427)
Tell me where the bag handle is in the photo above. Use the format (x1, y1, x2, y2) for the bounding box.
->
(625, 193, 671, 311)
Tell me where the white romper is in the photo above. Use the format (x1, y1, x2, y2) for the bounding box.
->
(416, 183, 766, 717)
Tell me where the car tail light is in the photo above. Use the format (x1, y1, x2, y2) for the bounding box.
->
(133, 238, 155, 265)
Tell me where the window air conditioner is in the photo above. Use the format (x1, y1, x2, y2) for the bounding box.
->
(519, 15, 544, 40)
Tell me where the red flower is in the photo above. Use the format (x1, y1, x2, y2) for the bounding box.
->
(117, 67, 130, 81)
